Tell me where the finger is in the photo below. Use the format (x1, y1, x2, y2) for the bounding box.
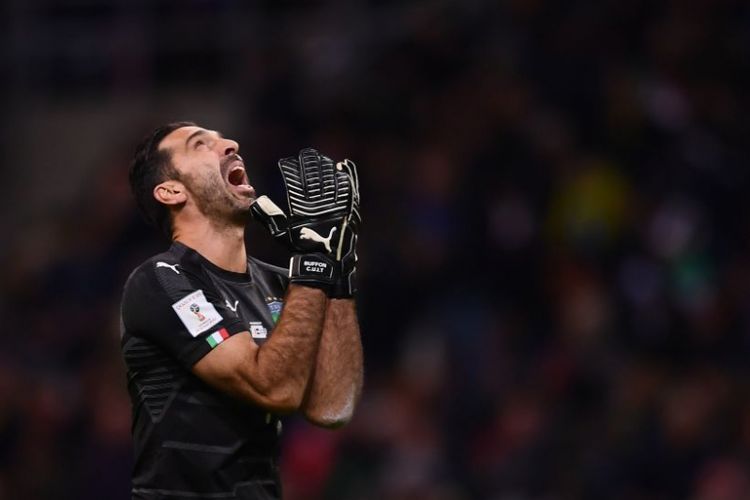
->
(319, 153, 337, 202)
(334, 164, 354, 220)
(278, 156, 303, 215)
(299, 148, 322, 198)
(338, 159, 361, 224)
(339, 159, 360, 210)
(340, 159, 359, 200)
(250, 195, 289, 236)
(301, 148, 337, 204)
(251, 195, 286, 217)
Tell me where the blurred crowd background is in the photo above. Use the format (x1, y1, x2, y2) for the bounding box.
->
(2, 0, 750, 499)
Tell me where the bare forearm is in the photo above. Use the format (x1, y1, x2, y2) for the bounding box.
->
(251, 285, 327, 404)
(192, 284, 328, 413)
(302, 298, 363, 427)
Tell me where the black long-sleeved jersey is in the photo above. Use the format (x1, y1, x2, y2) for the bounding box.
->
(120, 242, 288, 499)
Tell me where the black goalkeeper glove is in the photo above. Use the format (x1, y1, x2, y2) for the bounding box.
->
(330, 159, 360, 299)
(250, 148, 354, 292)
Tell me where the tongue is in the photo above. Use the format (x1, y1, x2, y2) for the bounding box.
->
(228, 169, 245, 186)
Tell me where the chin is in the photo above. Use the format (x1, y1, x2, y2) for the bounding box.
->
(222, 209, 251, 228)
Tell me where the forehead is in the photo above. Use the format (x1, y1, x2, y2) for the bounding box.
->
(158, 126, 219, 152)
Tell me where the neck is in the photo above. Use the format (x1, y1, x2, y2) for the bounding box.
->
(173, 217, 247, 273)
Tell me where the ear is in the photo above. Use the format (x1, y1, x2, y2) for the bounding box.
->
(153, 181, 187, 206)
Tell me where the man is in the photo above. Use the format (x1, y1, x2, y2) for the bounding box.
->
(120, 121, 363, 499)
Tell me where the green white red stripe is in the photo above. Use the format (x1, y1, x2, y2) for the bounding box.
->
(206, 328, 229, 348)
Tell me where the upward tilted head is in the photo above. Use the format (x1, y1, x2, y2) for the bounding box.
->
(129, 122, 256, 237)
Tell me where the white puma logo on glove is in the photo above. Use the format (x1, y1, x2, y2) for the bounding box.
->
(299, 227, 337, 253)
(156, 262, 180, 274)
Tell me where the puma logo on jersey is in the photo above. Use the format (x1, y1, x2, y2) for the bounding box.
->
(225, 299, 239, 312)
(156, 262, 180, 274)
(299, 227, 337, 253)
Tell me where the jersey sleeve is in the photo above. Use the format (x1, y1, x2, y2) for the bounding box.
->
(249, 257, 290, 291)
(121, 261, 248, 369)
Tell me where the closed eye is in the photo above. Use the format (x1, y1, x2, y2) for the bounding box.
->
(185, 128, 220, 151)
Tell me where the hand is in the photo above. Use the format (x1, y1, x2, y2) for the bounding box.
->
(331, 159, 360, 299)
(251, 148, 354, 292)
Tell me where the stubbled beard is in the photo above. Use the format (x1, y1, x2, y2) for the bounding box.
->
(181, 170, 248, 226)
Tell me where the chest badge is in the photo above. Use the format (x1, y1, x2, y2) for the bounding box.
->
(266, 296, 283, 324)
(249, 321, 268, 339)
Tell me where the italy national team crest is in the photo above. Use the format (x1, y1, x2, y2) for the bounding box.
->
(266, 296, 283, 324)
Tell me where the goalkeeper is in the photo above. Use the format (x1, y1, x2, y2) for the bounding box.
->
(120, 122, 363, 500)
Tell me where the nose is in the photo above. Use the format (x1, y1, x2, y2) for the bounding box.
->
(221, 138, 239, 156)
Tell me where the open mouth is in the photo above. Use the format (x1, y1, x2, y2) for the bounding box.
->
(227, 164, 248, 186)
(223, 155, 255, 197)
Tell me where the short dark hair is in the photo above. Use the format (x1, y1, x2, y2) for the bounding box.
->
(129, 121, 196, 238)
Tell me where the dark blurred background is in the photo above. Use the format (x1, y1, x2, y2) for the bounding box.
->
(2, 0, 750, 499)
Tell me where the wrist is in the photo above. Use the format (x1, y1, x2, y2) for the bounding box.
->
(330, 263, 356, 299)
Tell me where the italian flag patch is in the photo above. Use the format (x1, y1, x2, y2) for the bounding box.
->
(206, 328, 230, 349)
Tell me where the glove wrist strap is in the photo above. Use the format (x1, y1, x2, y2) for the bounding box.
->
(289, 254, 336, 292)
